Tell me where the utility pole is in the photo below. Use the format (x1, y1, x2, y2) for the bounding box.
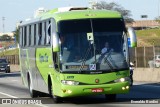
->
(2, 17, 5, 33)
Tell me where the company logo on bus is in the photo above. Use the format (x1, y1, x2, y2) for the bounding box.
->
(39, 53, 48, 63)
(95, 79, 99, 83)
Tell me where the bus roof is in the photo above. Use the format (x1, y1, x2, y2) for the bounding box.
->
(40, 8, 122, 21)
(20, 7, 122, 26)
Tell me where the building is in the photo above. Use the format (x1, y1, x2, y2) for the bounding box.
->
(127, 20, 160, 30)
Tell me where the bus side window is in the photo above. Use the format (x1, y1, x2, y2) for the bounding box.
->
(24, 26, 27, 47)
(29, 25, 31, 46)
(22, 27, 25, 47)
(38, 23, 42, 45)
(41, 22, 46, 45)
(31, 25, 34, 46)
(20, 27, 23, 47)
(47, 21, 51, 45)
(34, 24, 37, 45)
(44, 22, 46, 45)
(26, 26, 29, 46)
(35, 24, 39, 45)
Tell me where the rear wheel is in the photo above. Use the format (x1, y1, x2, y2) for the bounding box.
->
(105, 94, 116, 102)
(6, 70, 10, 73)
(28, 75, 38, 98)
(48, 80, 62, 103)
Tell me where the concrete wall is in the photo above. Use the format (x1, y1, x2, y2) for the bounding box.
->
(133, 68, 160, 82)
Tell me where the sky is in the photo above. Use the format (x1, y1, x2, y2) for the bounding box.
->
(0, 0, 159, 33)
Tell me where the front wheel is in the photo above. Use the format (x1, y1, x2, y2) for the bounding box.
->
(49, 81, 62, 103)
(6, 70, 10, 73)
(105, 94, 116, 102)
(28, 76, 38, 98)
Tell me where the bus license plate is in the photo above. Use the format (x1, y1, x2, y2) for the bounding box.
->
(91, 88, 103, 93)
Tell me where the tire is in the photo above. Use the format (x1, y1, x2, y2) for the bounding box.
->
(28, 76, 38, 98)
(48, 80, 62, 103)
(105, 94, 116, 102)
(7, 70, 10, 73)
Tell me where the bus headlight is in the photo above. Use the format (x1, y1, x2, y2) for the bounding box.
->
(61, 80, 79, 85)
(114, 77, 130, 83)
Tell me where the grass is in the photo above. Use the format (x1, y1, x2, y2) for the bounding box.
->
(136, 28, 160, 47)
(0, 48, 19, 56)
(136, 28, 160, 37)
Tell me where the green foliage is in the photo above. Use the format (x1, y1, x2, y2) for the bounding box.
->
(136, 29, 160, 37)
(0, 34, 12, 41)
(14, 28, 19, 43)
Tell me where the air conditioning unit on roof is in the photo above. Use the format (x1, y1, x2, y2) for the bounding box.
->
(58, 7, 88, 12)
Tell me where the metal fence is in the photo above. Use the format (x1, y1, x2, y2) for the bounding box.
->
(129, 46, 160, 68)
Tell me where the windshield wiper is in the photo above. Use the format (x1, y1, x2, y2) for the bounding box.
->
(80, 19, 97, 72)
(99, 50, 116, 70)
(79, 43, 92, 71)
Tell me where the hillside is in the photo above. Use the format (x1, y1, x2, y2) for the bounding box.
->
(136, 28, 160, 47)
(0, 48, 19, 56)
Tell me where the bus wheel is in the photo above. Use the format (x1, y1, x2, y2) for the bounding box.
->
(49, 81, 62, 103)
(28, 76, 38, 98)
(105, 94, 116, 102)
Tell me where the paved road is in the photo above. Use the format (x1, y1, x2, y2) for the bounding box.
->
(0, 72, 160, 107)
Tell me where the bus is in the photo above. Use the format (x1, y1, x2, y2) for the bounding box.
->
(19, 7, 137, 103)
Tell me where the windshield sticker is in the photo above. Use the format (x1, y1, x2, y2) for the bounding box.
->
(89, 64, 96, 70)
(66, 65, 88, 69)
(87, 33, 94, 41)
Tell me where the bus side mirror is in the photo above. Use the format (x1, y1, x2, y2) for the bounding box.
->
(127, 27, 137, 47)
(54, 64, 59, 69)
(52, 34, 60, 52)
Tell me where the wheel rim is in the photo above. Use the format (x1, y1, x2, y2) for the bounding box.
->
(51, 84, 56, 98)
(29, 78, 32, 94)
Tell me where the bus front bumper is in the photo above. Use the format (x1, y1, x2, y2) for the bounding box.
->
(59, 82, 130, 97)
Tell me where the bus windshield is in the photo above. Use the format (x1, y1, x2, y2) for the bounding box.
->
(58, 18, 128, 73)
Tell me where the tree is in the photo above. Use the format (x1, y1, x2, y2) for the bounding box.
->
(14, 27, 19, 43)
(93, 1, 134, 23)
(0, 34, 11, 41)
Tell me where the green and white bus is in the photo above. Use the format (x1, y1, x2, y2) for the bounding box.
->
(19, 7, 137, 103)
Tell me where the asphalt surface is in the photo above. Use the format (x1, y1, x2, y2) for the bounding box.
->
(0, 72, 160, 107)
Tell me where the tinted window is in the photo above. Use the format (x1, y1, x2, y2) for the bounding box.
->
(58, 18, 125, 34)
(0, 59, 7, 63)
